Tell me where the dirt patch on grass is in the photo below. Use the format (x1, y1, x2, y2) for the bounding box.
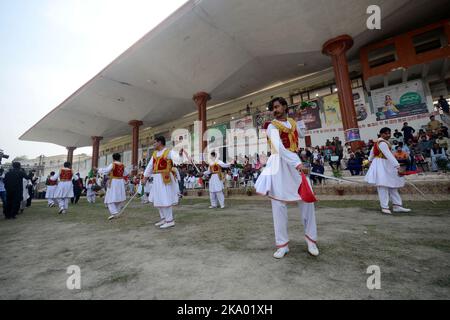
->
(0, 199, 449, 299)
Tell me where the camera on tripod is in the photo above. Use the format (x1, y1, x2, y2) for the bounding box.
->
(0, 149, 10, 164)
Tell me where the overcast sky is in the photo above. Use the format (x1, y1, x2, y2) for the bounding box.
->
(0, 0, 187, 161)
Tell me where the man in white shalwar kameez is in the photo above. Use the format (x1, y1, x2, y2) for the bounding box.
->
(203, 151, 230, 209)
(143, 136, 181, 229)
(45, 172, 58, 207)
(255, 97, 319, 259)
(96, 153, 129, 220)
(51, 162, 78, 214)
(365, 127, 411, 215)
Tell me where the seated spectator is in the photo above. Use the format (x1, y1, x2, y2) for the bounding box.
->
(346, 153, 362, 176)
(354, 149, 365, 162)
(417, 136, 433, 157)
(391, 140, 399, 152)
(436, 133, 449, 150)
(430, 143, 447, 172)
(329, 152, 341, 171)
(393, 129, 403, 139)
(416, 129, 427, 142)
(311, 160, 325, 185)
(394, 146, 409, 162)
(427, 115, 442, 134)
(394, 146, 411, 171)
(299, 151, 310, 164)
(398, 141, 410, 155)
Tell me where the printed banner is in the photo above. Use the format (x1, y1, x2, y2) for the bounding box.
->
(345, 128, 361, 142)
(372, 80, 429, 121)
(323, 94, 342, 126)
(353, 87, 369, 121)
(299, 100, 322, 130)
(230, 115, 254, 130)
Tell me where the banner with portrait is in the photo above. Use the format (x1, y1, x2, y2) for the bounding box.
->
(323, 94, 342, 126)
(298, 100, 322, 130)
(230, 115, 254, 130)
(372, 80, 430, 121)
(353, 87, 369, 121)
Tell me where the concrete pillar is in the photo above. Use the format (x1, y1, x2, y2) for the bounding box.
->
(91, 136, 103, 169)
(128, 120, 143, 175)
(192, 92, 211, 157)
(323, 35, 362, 150)
(66, 147, 76, 164)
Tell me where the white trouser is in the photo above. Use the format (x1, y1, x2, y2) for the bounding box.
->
(58, 198, 69, 210)
(271, 199, 318, 248)
(48, 199, 56, 206)
(87, 194, 96, 203)
(210, 191, 225, 208)
(107, 202, 123, 215)
(377, 187, 403, 209)
(158, 207, 174, 223)
(431, 155, 446, 171)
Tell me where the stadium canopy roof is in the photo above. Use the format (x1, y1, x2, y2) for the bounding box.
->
(20, 0, 450, 147)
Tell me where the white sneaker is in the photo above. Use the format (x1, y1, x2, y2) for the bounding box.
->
(108, 215, 117, 221)
(160, 221, 175, 229)
(306, 239, 319, 257)
(381, 208, 392, 215)
(209, 206, 217, 209)
(58, 208, 63, 214)
(393, 206, 411, 213)
(154, 219, 166, 227)
(273, 246, 289, 259)
(220, 206, 225, 209)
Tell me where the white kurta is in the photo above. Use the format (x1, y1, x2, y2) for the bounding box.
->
(98, 162, 129, 204)
(144, 148, 180, 208)
(365, 139, 405, 188)
(204, 160, 231, 193)
(51, 170, 77, 198)
(255, 121, 305, 202)
(45, 184, 57, 199)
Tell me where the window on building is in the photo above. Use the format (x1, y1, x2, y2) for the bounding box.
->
(351, 78, 363, 89)
(368, 44, 397, 68)
(291, 94, 302, 104)
(413, 26, 447, 55)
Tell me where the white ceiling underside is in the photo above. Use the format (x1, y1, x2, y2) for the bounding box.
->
(20, 0, 450, 147)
